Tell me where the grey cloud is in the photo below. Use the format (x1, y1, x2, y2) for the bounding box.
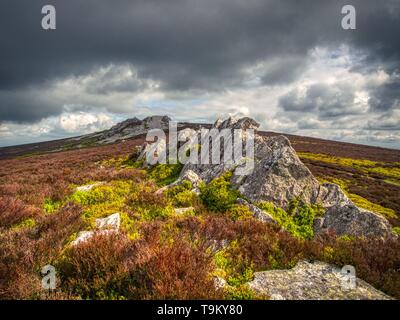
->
(368, 72, 400, 112)
(0, 89, 61, 123)
(279, 83, 358, 119)
(261, 56, 309, 85)
(0, 0, 399, 150)
(84, 65, 150, 95)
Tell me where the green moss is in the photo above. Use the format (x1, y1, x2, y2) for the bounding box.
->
(392, 227, 400, 236)
(199, 172, 240, 213)
(166, 181, 198, 207)
(225, 284, 261, 300)
(257, 199, 320, 239)
(11, 218, 36, 230)
(213, 241, 255, 289)
(136, 205, 174, 221)
(227, 205, 253, 221)
(348, 193, 397, 219)
(43, 198, 62, 214)
(148, 163, 183, 186)
(69, 181, 130, 226)
(120, 212, 141, 240)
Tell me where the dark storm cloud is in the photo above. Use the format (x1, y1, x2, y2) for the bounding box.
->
(0, 0, 399, 123)
(279, 83, 363, 119)
(368, 73, 400, 111)
(261, 56, 308, 86)
(0, 89, 60, 123)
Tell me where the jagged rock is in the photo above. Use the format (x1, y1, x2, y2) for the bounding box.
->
(142, 115, 394, 238)
(236, 198, 276, 224)
(178, 170, 202, 188)
(76, 182, 105, 192)
(234, 134, 321, 209)
(180, 116, 321, 209)
(95, 212, 121, 230)
(247, 260, 392, 300)
(214, 116, 260, 130)
(316, 183, 393, 238)
(71, 213, 120, 246)
(174, 207, 195, 215)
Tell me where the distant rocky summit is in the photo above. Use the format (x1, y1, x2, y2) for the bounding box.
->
(97, 115, 171, 144)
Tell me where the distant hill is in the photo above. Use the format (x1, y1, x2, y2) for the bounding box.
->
(1, 115, 398, 163)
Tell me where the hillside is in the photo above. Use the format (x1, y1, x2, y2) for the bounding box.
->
(0, 116, 399, 300)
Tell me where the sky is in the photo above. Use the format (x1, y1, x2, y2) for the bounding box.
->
(0, 0, 399, 149)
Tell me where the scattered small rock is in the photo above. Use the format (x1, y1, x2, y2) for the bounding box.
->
(76, 182, 105, 192)
(72, 213, 120, 246)
(213, 276, 229, 290)
(95, 212, 121, 230)
(174, 207, 195, 215)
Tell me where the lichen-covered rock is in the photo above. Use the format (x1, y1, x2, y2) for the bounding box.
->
(315, 183, 393, 238)
(214, 116, 260, 131)
(178, 170, 202, 188)
(95, 212, 120, 230)
(213, 276, 229, 290)
(236, 198, 276, 224)
(76, 182, 105, 192)
(98, 115, 171, 144)
(71, 230, 117, 246)
(234, 134, 321, 209)
(247, 260, 392, 300)
(179, 116, 321, 209)
(142, 115, 394, 239)
(71, 213, 120, 246)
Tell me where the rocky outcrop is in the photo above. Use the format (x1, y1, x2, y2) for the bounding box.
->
(139, 115, 394, 238)
(178, 116, 322, 209)
(233, 134, 321, 209)
(98, 115, 171, 144)
(247, 260, 392, 300)
(315, 183, 393, 238)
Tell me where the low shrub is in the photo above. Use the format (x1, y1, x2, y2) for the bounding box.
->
(258, 199, 321, 239)
(199, 172, 240, 213)
(0, 196, 38, 229)
(227, 205, 253, 221)
(148, 163, 183, 186)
